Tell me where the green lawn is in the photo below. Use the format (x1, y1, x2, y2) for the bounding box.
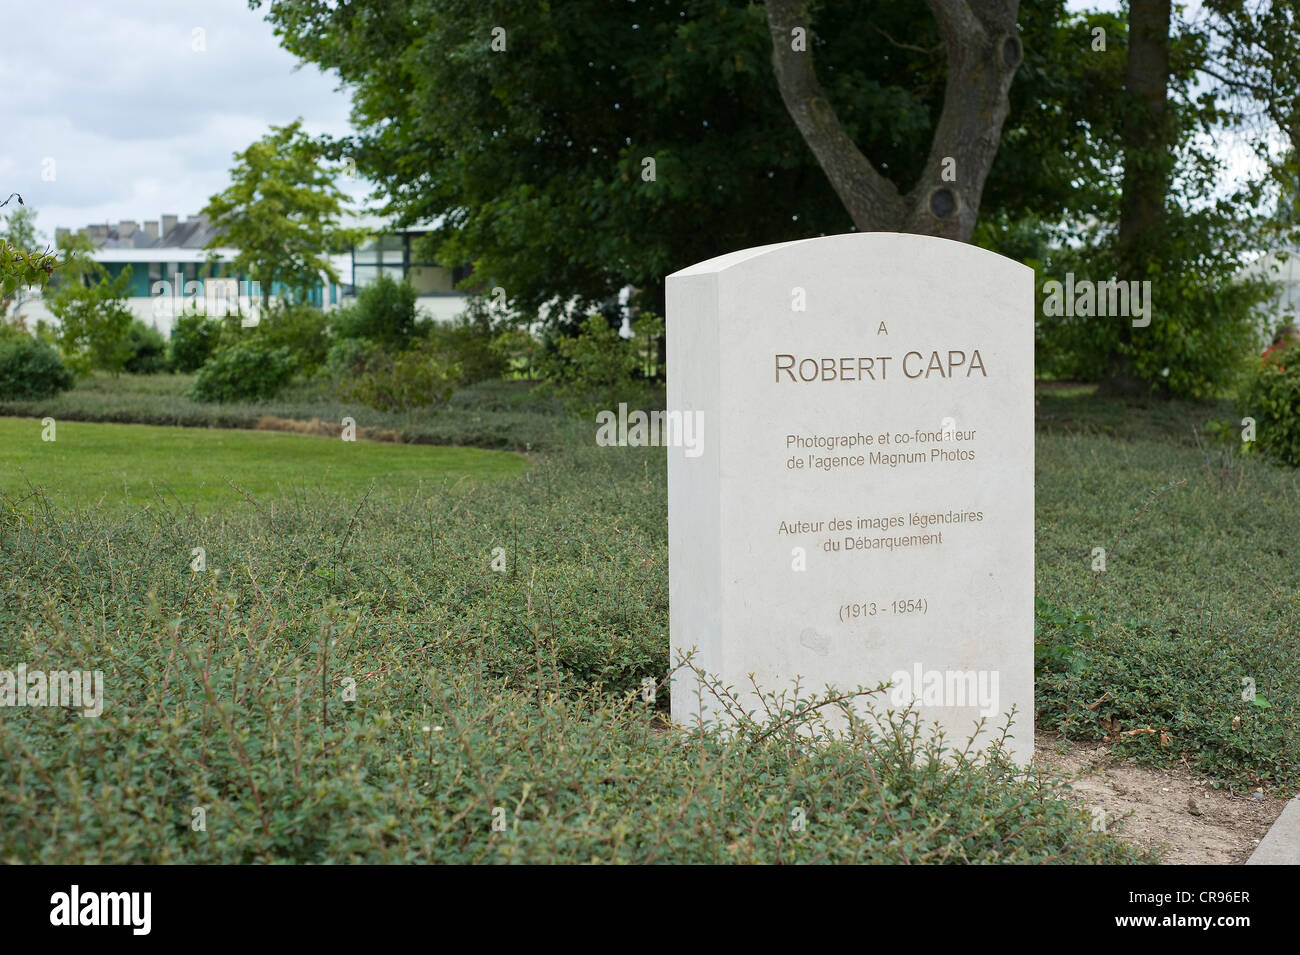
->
(0, 416, 528, 512)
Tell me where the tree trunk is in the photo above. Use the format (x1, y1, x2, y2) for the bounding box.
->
(1118, 0, 1173, 254)
(763, 0, 1023, 242)
(1101, 0, 1172, 396)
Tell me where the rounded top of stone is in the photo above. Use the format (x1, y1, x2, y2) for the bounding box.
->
(667, 231, 1032, 280)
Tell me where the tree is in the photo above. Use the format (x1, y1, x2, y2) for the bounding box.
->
(252, 0, 1288, 402)
(1118, 0, 1174, 259)
(762, 0, 1023, 240)
(202, 119, 357, 306)
(44, 233, 135, 375)
(1088, 0, 1176, 394)
(1084, 0, 1299, 397)
(255, 0, 1097, 319)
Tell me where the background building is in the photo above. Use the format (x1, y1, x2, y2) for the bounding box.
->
(17, 213, 469, 336)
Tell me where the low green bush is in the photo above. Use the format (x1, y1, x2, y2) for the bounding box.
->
(0, 316, 30, 343)
(169, 311, 222, 373)
(0, 372, 570, 451)
(535, 314, 665, 414)
(339, 337, 458, 412)
(1239, 340, 1300, 466)
(539, 314, 638, 392)
(421, 314, 508, 385)
(492, 325, 544, 379)
(332, 275, 417, 348)
(0, 334, 74, 399)
(190, 342, 297, 403)
(124, 320, 169, 374)
(324, 336, 374, 382)
(250, 302, 330, 374)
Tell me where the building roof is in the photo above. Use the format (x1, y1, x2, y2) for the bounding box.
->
(56, 211, 441, 256)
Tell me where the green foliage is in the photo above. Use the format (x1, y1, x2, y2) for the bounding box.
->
(1123, 211, 1276, 400)
(492, 325, 545, 380)
(1239, 341, 1300, 466)
(190, 342, 297, 403)
(1031, 205, 1274, 398)
(542, 315, 638, 390)
(0, 371, 570, 452)
(0, 334, 74, 399)
(4, 378, 1299, 808)
(255, 1, 1121, 320)
(331, 275, 417, 349)
(44, 238, 135, 376)
(535, 314, 663, 413)
(202, 119, 358, 303)
(628, 312, 665, 380)
(244, 301, 330, 374)
(324, 336, 374, 381)
(124, 321, 168, 375)
(169, 311, 222, 373)
(0, 202, 57, 307)
(981, 6, 1127, 229)
(420, 313, 508, 385)
(338, 337, 458, 412)
(0, 315, 28, 343)
(1034, 597, 1092, 676)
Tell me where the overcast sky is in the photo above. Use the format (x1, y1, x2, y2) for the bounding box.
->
(1, 0, 363, 241)
(1, 0, 1266, 246)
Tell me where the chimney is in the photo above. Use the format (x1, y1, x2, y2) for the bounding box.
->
(118, 220, 137, 239)
(161, 214, 178, 238)
(143, 220, 159, 239)
(87, 224, 109, 242)
(55, 227, 70, 242)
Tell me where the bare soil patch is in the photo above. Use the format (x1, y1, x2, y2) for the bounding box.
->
(1035, 734, 1290, 864)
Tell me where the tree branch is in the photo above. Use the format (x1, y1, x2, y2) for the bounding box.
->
(764, 0, 1022, 241)
(762, 0, 904, 231)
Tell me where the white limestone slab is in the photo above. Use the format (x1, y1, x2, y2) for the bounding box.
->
(667, 232, 1035, 764)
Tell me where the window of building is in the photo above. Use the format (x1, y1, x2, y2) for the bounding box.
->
(353, 234, 410, 287)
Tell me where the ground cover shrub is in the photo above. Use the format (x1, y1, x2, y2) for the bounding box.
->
(2, 389, 1297, 862)
(1034, 415, 1300, 789)
(0, 459, 1150, 864)
(0, 373, 570, 451)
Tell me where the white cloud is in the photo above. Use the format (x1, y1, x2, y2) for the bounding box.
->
(1, 0, 362, 240)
